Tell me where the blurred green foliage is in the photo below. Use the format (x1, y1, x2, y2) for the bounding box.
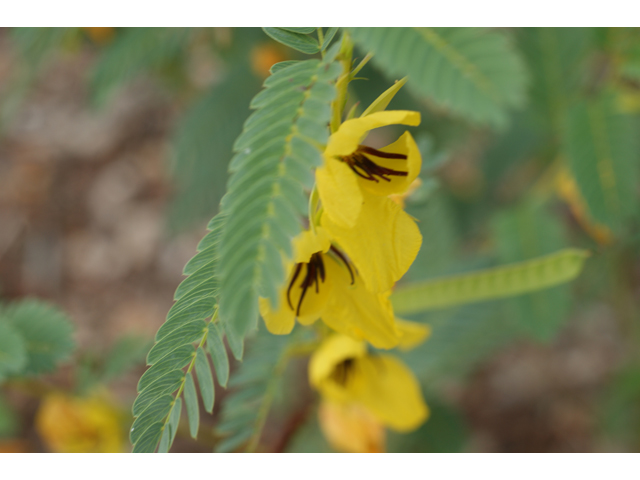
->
(4, 27, 640, 453)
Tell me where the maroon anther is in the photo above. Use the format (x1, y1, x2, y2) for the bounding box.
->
(287, 253, 326, 316)
(330, 246, 355, 285)
(332, 357, 356, 386)
(341, 145, 408, 183)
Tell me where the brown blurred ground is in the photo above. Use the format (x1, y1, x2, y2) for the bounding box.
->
(0, 31, 628, 453)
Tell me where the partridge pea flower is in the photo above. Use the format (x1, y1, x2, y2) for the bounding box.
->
(259, 228, 401, 349)
(310, 332, 429, 438)
(36, 391, 125, 453)
(316, 111, 423, 293)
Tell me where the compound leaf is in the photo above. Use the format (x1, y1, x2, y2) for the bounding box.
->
(349, 27, 528, 127)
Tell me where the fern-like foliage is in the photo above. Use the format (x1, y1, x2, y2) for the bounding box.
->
(401, 301, 517, 384)
(348, 28, 529, 128)
(492, 202, 572, 341)
(391, 248, 588, 316)
(130, 214, 232, 453)
(168, 66, 260, 232)
(10, 28, 77, 70)
(563, 94, 640, 234)
(90, 28, 193, 106)
(0, 299, 75, 382)
(516, 28, 593, 134)
(217, 58, 342, 341)
(215, 326, 293, 452)
(262, 28, 320, 54)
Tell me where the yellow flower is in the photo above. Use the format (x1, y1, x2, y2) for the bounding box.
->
(309, 332, 430, 437)
(82, 27, 115, 44)
(259, 228, 402, 349)
(316, 110, 423, 293)
(318, 400, 386, 453)
(36, 391, 125, 453)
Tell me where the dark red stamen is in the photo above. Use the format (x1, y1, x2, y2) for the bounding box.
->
(332, 357, 356, 386)
(287, 263, 303, 310)
(287, 253, 327, 316)
(357, 145, 408, 159)
(340, 145, 408, 183)
(330, 246, 355, 285)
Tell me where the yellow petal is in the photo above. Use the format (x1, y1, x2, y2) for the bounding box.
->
(318, 400, 386, 453)
(259, 295, 296, 335)
(353, 355, 429, 432)
(293, 227, 332, 263)
(316, 162, 362, 228)
(36, 392, 124, 453)
(322, 191, 422, 293)
(325, 110, 421, 159)
(389, 177, 422, 209)
(321, 255, 401, 349)
(357, 131, 422, 197)
(395, 318, 431, 351)
(309, 334, 367, 389)
(319, 110, 420, 229)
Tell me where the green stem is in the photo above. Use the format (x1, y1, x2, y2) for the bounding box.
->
(330, 34, 354, 133)
(317, 28, 325, 58)
(350, 52, 373, 79)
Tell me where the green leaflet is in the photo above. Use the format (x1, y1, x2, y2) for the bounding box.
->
(157, 397, 182, 453)
(132, 421, 165, 454)
(137, 345, 194, 393)
(348, 27, 528, 128)
(321, 28, 339, 51)
(146, 319, 207, 365)
(279, 28, 316, 35)
(130, 394, 174, 444)
(270, 60, 300, 74)
(217, 58, 342, 342)
(563, 95, 640, 234)
(195, 347, 215, 414)
(207, 323, 230, 388)
(262, 28, 320, 54)
(132, 369, 184, 417)
(184, 372, 199, 439)
(392, 248, 590, 315)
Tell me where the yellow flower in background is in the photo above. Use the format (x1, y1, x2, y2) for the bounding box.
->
(250, 43, 287, 78)
(318, 400, 386, 453)
(82, 27, 115, 44)
(36, 391, 125, 453)
(316, 110, 423, 293)
(259, 228, 402, 349)
(309, 332, 430, 448)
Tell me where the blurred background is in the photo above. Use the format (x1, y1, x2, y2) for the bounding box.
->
(0, 27, 639, 453)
